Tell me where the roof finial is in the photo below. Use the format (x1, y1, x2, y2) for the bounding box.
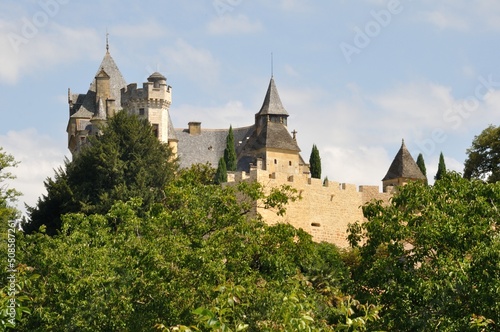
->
(271, 52, 273, 77)
(402, 138, 405, 146)
(106, 29, 109, 53)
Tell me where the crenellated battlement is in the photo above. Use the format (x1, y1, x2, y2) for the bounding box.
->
(226, 165, 392, 248)
(121, 81, 172, 109)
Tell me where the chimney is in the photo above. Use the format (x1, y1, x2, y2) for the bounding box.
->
(188, 122, 201, 135)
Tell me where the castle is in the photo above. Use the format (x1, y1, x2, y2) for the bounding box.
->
(67, 45, 426, 247)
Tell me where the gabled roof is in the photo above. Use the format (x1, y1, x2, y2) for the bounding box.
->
(174, 125, 254, 169)
(383, 140, 426, 181)
(257, 77, 288, 116)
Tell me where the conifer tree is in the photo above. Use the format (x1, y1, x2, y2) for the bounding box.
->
(215, 157, 227, 184)
(309, 144, 321, 179)
(224, 125, 237, 171)
(25, 111, 177, 235)
(435, 152, 446, 181)
(416, 153, 428, 185)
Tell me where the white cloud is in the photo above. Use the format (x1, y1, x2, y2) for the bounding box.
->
(416, 1, 500, 31)
(207, 14, 263, 35)
(423, 10, 469, 30)
(278, 0, 314, 12)
(172, 100, 252, 130)
(161, 39, 220, 87)
(0, 20, 100, 84)
(0, 129, 67, 216)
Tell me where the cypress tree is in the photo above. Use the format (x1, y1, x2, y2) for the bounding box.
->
(309, 144, 321, 179)
(435, 152, 446, 181)
(224, 125, 237, 171)
(416, 153, 428, 185)
(215, 157, 227, 184)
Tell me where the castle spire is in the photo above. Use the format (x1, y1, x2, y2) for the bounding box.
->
(106, 30, 109, 53)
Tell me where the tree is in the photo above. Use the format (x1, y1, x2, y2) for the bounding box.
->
(464, 124, 500, 182)
(434, 152, 446, 181)
(24, 111, 177, 235)
(214, 157, 227, 184)
(347, 172, 500, 331)
(416, 153, 427, 184)
(0, 147, 20, 223)
(16, 166, 380, 331)
(0, 148, 34, 329)
(309, 144, 321, 179)
(223, 125, 237, 172)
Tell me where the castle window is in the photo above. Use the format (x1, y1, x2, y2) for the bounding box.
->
(274, 159, 277, 164)
(289, 161, 292, 166)
(311, 223, 321, 227)
(139, 108, 145, 116)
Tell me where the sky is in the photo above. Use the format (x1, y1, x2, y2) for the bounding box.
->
(2, 0, 500, 216)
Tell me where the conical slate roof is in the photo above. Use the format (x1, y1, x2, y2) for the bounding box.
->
(89, 51, 127, 107)
(70, 50, 127, 119)
(257, 77, 288, 116)
(382, 140, 426, 181)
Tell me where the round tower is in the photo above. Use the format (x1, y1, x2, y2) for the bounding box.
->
(121, 71, 173, 144)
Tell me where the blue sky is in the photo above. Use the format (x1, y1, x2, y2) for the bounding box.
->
(2, 0, 500, 214)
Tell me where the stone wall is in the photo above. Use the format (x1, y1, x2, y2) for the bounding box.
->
(228, 167, 391, 248)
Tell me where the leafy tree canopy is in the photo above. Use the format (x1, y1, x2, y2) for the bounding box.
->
(464, 124, 500, 182)
(348, 172, 500, 331)
(15, 166, 380, 331)
(24, 111, 177, 235)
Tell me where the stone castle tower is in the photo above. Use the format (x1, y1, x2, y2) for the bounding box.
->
(66, 44, 427, 247)
(66, 44, 177, 156)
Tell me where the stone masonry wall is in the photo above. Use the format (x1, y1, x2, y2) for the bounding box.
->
(228, 168, 391, 248)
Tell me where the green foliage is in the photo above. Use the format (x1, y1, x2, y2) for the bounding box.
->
(0, 148, 34, 330)
(224, 126, 237, 172)
(24, 111, 177, 235)
(416, 153, 427, 185)
(15, 163, 380, 331)
(215, 157, 227, 184)
(434, 151, 446, 181)
(464, 124, 500, 182)
(309, 144, 321, 179)
(348, 172, 500, 331)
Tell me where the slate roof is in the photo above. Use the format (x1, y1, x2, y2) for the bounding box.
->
(70, 51, 127, 118)
(174, 125, 254, 169)
(243, 122, 300, 152)
(257, 77, 289, 116)
(382, 140, 426, 181)
(167, 113, 177, 141)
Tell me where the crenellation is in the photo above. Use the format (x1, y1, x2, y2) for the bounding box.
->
(225, 167, 391, 248)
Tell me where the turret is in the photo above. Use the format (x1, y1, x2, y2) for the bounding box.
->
(121, 71, 173, 143)
(95, 68, 110, 104)
(382, 139, 426, 192)
(255, 76, 289, 135)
